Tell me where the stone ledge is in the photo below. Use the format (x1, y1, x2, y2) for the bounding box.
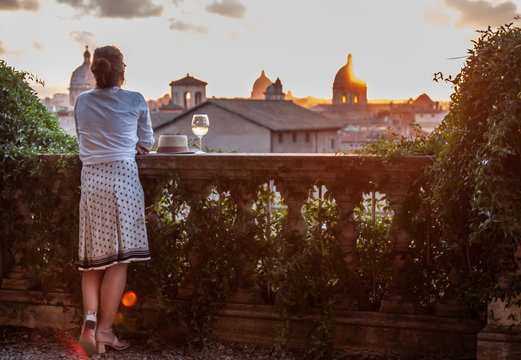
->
(477, 325, 521, 360)
(0, 301, 77, 330)
(211, 304, 483, 358)
(0, 291, 483, 358)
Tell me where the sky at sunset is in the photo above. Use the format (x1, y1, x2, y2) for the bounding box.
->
(1, 0, 520, 102)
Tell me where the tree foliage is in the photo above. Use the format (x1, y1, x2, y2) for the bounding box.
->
(431, 24, 521, 302)
(0, 60, 78, 284)
(0, 60, 77, 159)
(360, 24, 521, 306)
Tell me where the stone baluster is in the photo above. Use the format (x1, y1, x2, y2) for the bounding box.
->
(228, 179, 261, 302)
(139, 174, 170, 230)
(379, 177, 416, 314)
(436, 235, 471, 317)
(276, 179, 311, 257)
(326, 180, 365, 310)
(328, 181, 365, 273)
(177, 179, 213, 295)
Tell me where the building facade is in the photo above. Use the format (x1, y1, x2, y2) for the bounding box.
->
(153, 98, 344, 153)
(164, 73, 207, 111)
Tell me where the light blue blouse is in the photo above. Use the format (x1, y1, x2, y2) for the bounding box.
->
(74, 86, 154, 165)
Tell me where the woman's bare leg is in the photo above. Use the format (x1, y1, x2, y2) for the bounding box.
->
(97, 263, 128, 331)
(82, 269, 104, 315)
(80, 269, 103, 355)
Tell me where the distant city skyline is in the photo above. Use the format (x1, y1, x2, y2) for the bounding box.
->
(1, 0, 519, 101)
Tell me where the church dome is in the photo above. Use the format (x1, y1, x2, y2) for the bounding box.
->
(70, 46, 96, 88)
(265, 77, 285, 101)
(251, 70, 272, 99)
(333, 53, 365, 90)
(69, 46, 96, 106)
(332, 53, 367, 105)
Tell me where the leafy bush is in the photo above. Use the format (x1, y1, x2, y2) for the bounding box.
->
(431, 24, 521, 305)
(0, 60, 78, 286)
(358, 24, 521, 310)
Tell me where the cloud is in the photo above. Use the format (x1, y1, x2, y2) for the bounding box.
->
(70, 31, 96, 50)
(228, 30, 239, 39)
(0, 40, 22, 55)
(445, 0, 519, 28)
(206, 0, 246, 19)
(423, 3, 453, 27)
(0, 0, 39, 11)
(168, 18, 209, 34)
(56, 0, 163, 19)
(31, 40, 44, 51)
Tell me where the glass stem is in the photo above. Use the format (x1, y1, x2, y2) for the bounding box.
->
(199, 136, 202, 152)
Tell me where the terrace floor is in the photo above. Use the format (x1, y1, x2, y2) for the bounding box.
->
(0, 325, 458, 360)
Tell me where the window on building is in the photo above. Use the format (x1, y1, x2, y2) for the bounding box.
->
(184, 92, 191, 108)
(354, 96, 358, 104)
(292, 133, 297, 143)
(342, 95, 346, 103)
(331, 138, 335, 150)
(195, 92, 202, 105)
(278, 133, 283, 143)
(305, 132, 310, 142)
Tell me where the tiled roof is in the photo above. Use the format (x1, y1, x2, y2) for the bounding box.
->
(169, 74, 208, 87)
(155, 98, 346, 132)
(151, 112, 176, 129)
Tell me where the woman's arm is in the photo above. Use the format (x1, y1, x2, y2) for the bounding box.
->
(137, 94, 154, 151)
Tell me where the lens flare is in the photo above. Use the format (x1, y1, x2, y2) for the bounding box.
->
(114, 311, 125, 326)
(121, 290, 137, 307)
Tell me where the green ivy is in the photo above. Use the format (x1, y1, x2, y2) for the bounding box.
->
(357, 24, 521, 312)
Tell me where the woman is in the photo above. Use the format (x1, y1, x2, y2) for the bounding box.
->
(74, 45, 154, 356)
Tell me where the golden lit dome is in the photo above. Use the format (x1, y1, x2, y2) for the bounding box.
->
(251, 70, 272, 99)
(332, 53, 367, 105)
(333, 53, 366, 90)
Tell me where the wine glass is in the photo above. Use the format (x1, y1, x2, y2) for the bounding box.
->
(191, 114, 209, 153)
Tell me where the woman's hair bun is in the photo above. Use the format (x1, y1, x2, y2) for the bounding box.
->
(92, 57, 112, 72)
(90, 46, 124, 89)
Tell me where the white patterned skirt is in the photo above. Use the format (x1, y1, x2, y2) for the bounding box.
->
(78, 159, 150, 271)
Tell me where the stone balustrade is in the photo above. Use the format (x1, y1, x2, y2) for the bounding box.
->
(137, 153, 431, 310)
(0, 153, 490, 358)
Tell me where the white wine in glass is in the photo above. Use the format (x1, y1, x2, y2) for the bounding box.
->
(191, 114, 209, 153)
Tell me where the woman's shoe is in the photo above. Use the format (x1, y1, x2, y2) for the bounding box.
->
(78, 312, 97, 357)
(95, 328, 130, 353)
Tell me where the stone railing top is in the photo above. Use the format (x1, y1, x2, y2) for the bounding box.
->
(41, 153, 433, 188)
(134, 153, 433, 183)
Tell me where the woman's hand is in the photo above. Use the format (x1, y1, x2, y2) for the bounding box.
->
(136, 144, 150, 155)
